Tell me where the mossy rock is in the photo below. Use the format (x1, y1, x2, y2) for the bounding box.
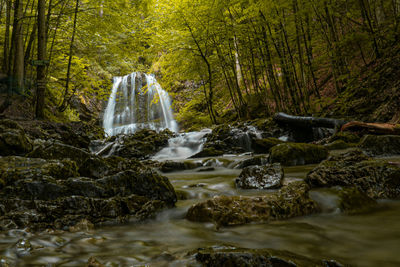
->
(191, 147, 224, 158)
(337, 187, 377, 214)
(270, 143, 328, 166)
(306, 149, 400, 199)
(252, 137, 284, 153)
(194, 246, 345, 267)
(329, 131, 360, 144)
(186, 181, 319, 227)
(235, 163, 283, 189)
(324, 140, 355, 150)
(159, 160, 202, 172)
(26, 141, 91, 166)
(0, 119, 32, 156)
(358, 135, 400, 156)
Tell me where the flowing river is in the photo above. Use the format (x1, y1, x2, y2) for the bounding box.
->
(1, 154, 400, 266)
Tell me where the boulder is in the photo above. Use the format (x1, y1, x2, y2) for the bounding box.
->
(0, 156, 177, 231)
(186, 182, 319, 227)
(95, 129, 173, 159)
(159, 160, 202, 172)
(27, 140, 91, 165)
(232, 155, 269, 169)
(270, 143, 328, 166)
(328, 131, 360, 144)
(324, 140, 354, 150)
(193, 246, 345, 267)
(192, 124, 261, 157)
(252, 137, 284, 154)
(0, 119, 32, 156)
(235, 164, 283, 189)
(306, 149, 400, 199)
(358, 135, 400, 156)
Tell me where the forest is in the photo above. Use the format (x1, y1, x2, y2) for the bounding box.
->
(0, 0, 399, 266)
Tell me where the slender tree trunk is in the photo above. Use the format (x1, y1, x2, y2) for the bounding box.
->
(59, 0, 79, 112)
(36, 0, 47, 119)
(2, 0, 11, 75)
(12, 0, 25, 92)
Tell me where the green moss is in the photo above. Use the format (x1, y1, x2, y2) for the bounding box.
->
(270, 143, 328, 166)
(324, 140, 356, 150)
(329, 132, 360, 144)
(253, 137, 284, 153)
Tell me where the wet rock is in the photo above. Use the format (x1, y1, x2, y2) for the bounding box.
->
(358, 135, 400, 156)
(193, 246, 345, 267)
(252, 137, 284, 153)
(191, 147, 224, 158)
(0, 156, 79, 186)
(78, 156, 143, 179)
(19, 120, 104, 149)
(69, 219, 95, 232)
(159, 160, 201, 173)
(235, 164, 283, 189)
(306, 149, 400, 199)
(27, 140, 91, 165)
(193, 124, 261, 157)
(232, 155, 269, 169)
(0, 157, 177, 231)
(328, 131, 360, 144)
(337, 187, 377, 214)
(0, 119, 32, 156)
(324, 140, 354, 150)
(270, 143, 328, 166)
(186, 182, 319, 227)
(93, 129, 173, 159)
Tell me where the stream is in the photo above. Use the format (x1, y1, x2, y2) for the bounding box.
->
(1, 154, 400, 266)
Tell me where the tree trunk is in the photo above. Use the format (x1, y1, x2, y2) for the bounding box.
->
(2, 0, 11, 75)
(59, 0, 79, 112)
(274, 112, 347, 129)
(35, 0, 47, 119)
(12, 0, 25, 92)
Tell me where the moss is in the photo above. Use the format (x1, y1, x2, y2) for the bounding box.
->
(329, 131, 361, 144)
(252, 137, 284, 153)
(270, 143, 328, 166)
(337, 187, 377, 214)
(191, 147, 224, 158)
(324, 140, 356, 150)
(358, 135, 400, 156)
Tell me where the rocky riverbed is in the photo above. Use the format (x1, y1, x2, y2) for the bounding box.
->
(0, 118, 399, 266)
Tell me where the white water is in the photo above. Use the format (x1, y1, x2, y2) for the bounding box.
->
(153, 129, 212, 160)
(103, 72, 179, 136)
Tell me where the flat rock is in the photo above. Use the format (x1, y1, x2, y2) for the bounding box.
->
(186, 181, 319, 227)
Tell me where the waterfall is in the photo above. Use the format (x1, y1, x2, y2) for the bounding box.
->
(103, 72, 179, 136)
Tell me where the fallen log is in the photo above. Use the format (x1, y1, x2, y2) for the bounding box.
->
(341, 121, 400, 135)
(274, 112, 347, 129)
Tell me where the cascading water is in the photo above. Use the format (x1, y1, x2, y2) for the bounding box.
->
(103, 72, 179, 136)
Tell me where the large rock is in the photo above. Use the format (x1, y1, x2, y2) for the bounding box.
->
(95, 129, 173, 160)
(358, 135, 400, 156)
(186, 182, 319, 227)
(18, 119, 104, 149)
(0, 119, 32, 156)
(0, 156, 177, 231)
(193, 246, 344, 267)
(192, 124, 261, 157)
(251, 137, 284, 154)
(306, 149, 400, 199)
(235, 164, 283, 189)
(270, 143, 328, 166)
(27, 140, 91, 166)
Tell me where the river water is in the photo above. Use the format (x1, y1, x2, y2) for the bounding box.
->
(1, 155, 400, 266)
